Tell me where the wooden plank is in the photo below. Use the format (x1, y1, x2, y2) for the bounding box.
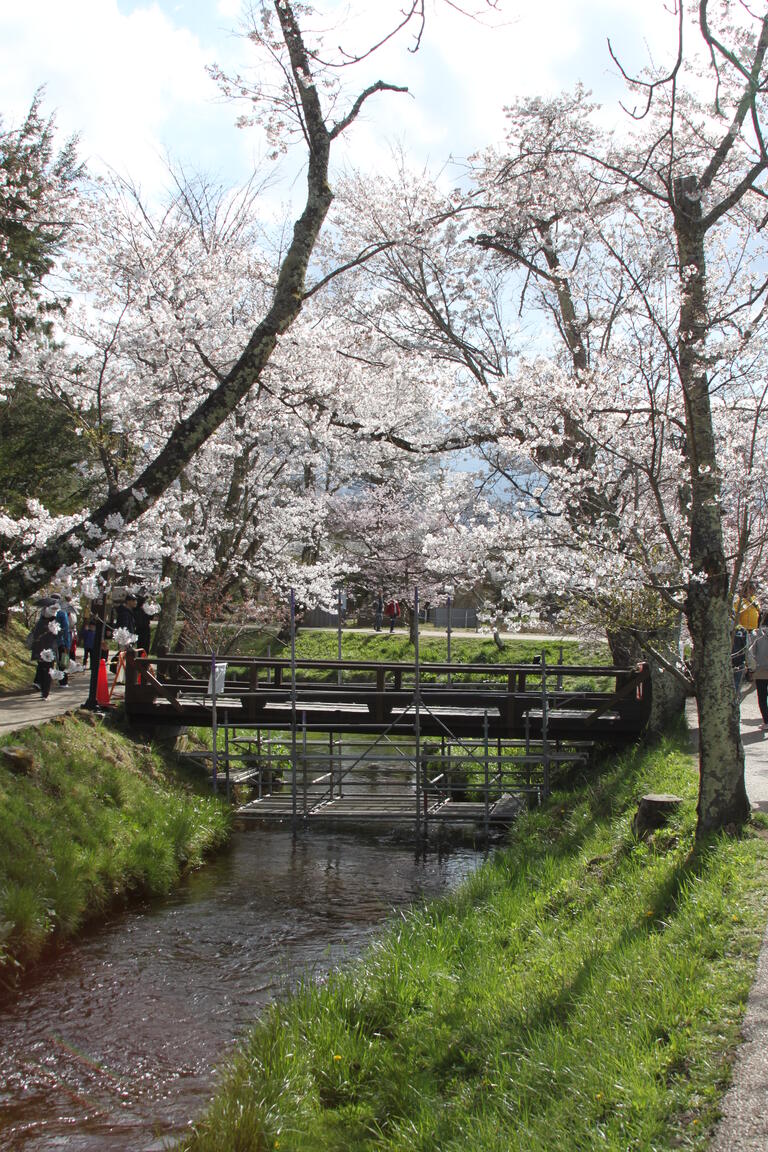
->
(136, 667, 184, 713)
(583, 666, 650, 726)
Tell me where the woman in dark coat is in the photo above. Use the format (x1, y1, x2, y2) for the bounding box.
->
(748, 612, 768, 731)
(28, 607, 59, 699)
(134, 597, 152, 654)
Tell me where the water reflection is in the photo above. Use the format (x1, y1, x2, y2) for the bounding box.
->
(0, 828, 480, 1151)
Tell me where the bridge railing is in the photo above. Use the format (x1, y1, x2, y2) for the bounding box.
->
(125, 651, 647, 695)
(124, 651, 651, 743)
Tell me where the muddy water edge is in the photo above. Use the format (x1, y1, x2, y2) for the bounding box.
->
(0, 825, 482, 1151)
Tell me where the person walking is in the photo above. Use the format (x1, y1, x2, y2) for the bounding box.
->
(54, 599, 71, 687)
(732, 625, 749, 694)
(134, 596, 152, 654)
(81, 615, 96, 667)
(747, 613, 768, 731)
(374, 591, 384, 632)
(67, 601, 78, 661)
(384, 597, 401, 633)
(27, 604, 59, 699)
(111, 592, 138, 673)
(735, 581, 761, 631)
(115, 593, 138, 635)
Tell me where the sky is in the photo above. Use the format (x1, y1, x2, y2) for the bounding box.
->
(0, 0, 675, 204)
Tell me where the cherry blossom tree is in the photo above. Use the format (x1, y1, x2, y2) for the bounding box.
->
(0, 91, 81, 367)
(1, 149, 456, 646)
(326, 3, 768, 834)
(473, 2, 768, 833)
(0, 96, 86, 621)
(0, 0, 415, 614)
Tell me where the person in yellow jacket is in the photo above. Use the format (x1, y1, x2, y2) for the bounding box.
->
(733, 582, 760, 694)
(735, 582, 760, 631)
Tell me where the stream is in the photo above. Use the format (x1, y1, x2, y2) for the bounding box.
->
(0, 827, 481, 1150)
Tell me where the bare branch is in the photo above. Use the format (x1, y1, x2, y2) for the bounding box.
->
(330, 81, 409, 140)
(699, 9, 768, 191)
(303, 240, 397, 300)
(606, 2, 684, 121)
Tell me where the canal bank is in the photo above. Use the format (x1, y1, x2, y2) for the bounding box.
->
(178, 722, 768, 1152)
(0, 709, 230, 983)
(0, 826, 480, 1150)
(4, 642, 768, 1150)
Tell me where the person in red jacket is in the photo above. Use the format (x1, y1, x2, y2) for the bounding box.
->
(384, 597, 401, 633)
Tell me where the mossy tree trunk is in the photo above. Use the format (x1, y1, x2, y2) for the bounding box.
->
(607, 620, 688, 739)
(674, 176, 748, 832)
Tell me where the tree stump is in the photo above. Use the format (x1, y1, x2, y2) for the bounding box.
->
(632, 793, 683, 838)
(2, 746, 36, 775)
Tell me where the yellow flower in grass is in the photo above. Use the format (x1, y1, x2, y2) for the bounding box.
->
(333, 1054, 342, 1061)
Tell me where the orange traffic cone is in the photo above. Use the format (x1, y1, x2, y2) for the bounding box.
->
(96, 658, 110, 706)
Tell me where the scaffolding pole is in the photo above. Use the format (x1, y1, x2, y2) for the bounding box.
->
(211, 651, 218, 795)
(414, 586, 422, 840)
(483, 710, 490, 838)
(290, 588, 298, 831)
(541, 649, 550, 801)
(224, 711, 230, 802)
(302, 710, 308, 821)
(337, 587, 343, 686)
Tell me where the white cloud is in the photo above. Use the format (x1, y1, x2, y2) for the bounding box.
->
(0, 0, 681, 204)
(0, 0, 239, 196)
(217, 0, 244, 17)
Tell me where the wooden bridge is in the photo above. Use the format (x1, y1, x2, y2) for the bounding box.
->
(123, 651, 650, 835)
(124, 652, 650, 741)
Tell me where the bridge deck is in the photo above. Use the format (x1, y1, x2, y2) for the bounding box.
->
(236, 792, 521, 825)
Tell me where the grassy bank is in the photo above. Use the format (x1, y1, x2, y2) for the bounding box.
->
(180, 725, 768, 1152)
(0, 614, 35, 693)
(0, 711, 230, 984)
(233, 627, 609, 669)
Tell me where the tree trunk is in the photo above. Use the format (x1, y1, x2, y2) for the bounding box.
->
(607, 619, 688, 738)
(674, 176, 748, 832)
(153, 559, 182, 655)
(689, 587, 747, 830)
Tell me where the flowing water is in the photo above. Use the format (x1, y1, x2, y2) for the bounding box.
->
(0, 827, 481, 1150)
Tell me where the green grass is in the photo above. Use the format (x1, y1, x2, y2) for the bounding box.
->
(225, 630, 611, 690)
(267, 629, 607, 667)
(0, 614, 36, 693)
(178, 725, 768, 1152)
(0, 711, 230, 983)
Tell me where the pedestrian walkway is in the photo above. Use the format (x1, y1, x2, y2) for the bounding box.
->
(705, 684, 768, 1151)
(0, 670, 90, 734)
